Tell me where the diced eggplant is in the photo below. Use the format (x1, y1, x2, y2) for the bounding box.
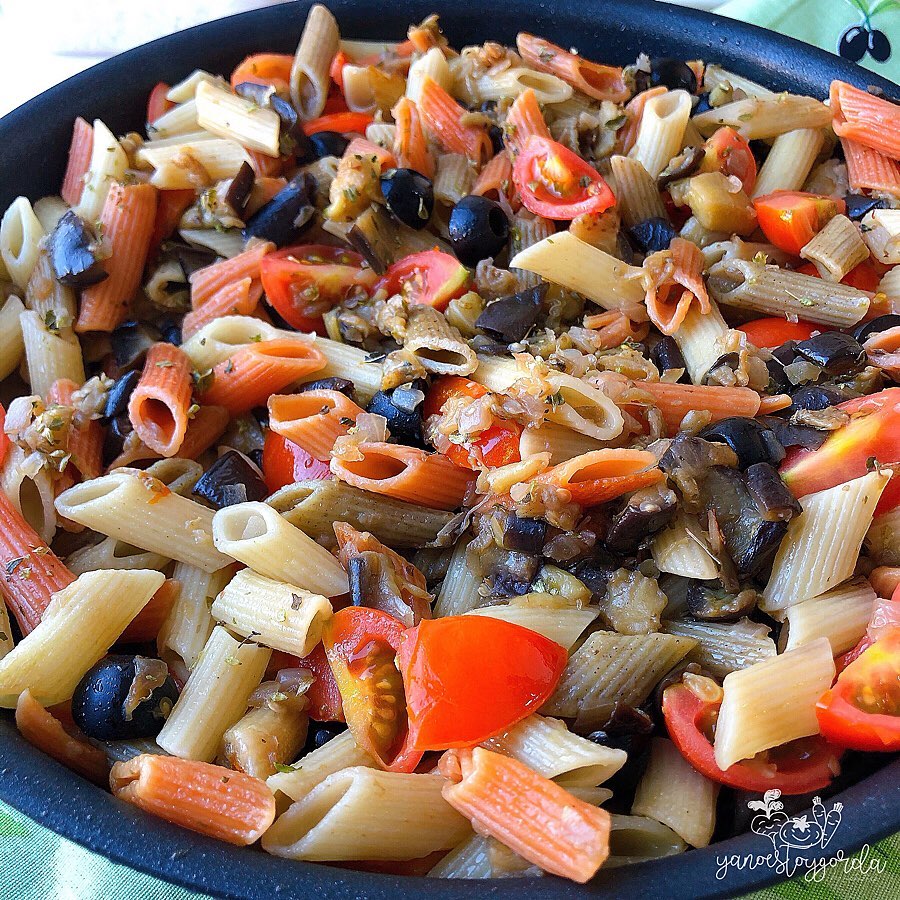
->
(744, 462, 801, 522)
(366, 388, 424, 446)
(686, 580, 759, 621)
(756, 415, 828, 451)
(110, 321, 161, 371)
(484, 550, 540, 597)
(650, 336, 690, 383)
(572, 550, 620, 603)
(49, 211, 107, 287)
(585, 703, 654, 755)
(192, 450, 269, 510)
(474, 284, 545, 343)
(242, 173, 316, 247)
(102, 371, 141, 423)
(853, 314, 900, 344)
(657, 146, 704, 189)
(499, 513, 547, 554)
(699, 417, 785, 470)
(223, 161, 255, 215)
(659, 435, 739, 507)
(171, 242, 218, 279)
(605, 485, 678, 553)
(794, 332, 866, 376)
(785, 385, 848, 416)
(701, 351, 742, 386)
(299, 377, 356, 398)
(844, 193, 887, 221)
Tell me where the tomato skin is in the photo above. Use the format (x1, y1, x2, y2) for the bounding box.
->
(146, 82, 173, 125)
(397, 616, 567, 750)
(797, 260, 881, 293)
(262, 431, 331, 492)
(838, 588, 900, 672)
(817, 628, 900, 752)
(329, 49, 350, 92)
(512, 135, 615, 220)
(662, 684, 839, 794)
(302, 112, 375, 136)
(260, 244, 377, 331)
(324, 607, 422, 772)
(375, 250, 470, 311)
(298, 644, 345, 722)
(699, 127, 757, 194)
(781, 387, 900, 515)
(753, 191, 846, 255)
(423, 376, 522, 470)
(230, 53, 294, 93)
(737, 316, 819, 348)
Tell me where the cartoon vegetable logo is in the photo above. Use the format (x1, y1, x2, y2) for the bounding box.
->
(838, 0, 895, 63)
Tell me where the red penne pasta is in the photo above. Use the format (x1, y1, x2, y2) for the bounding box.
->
(642, 237, 710, 335)
(197, 339, 327, 414)
(392, 97, 434, 178)
(516, 33, 629, 103)
(536, 448, 664, 506)
(77, 183, 159, 333)
(120, 578, 181, 644)
(47, 378, 103, 482)
(344, 136, 397, 171)
(110, 754, 276, 846)
(439, 747, 611, 883)
(189, 241, 274, 309)
(268, 389, 365, 460)
(617, 86, 666, 156)
(181, 277, 263, 339)
(582, 310, 650, 349)
(842, 138, 900, 198)
(60, 116, 93, 207)
(638, 381, 762, 433)
(756, 394, 792, 415)
(503, 88, 551, 157)
(831, 80, 900, 161)
(16, 690, 109, 785)
(330, 441, 475, 510)
(128, 343, 194, 457)
(418, 76, 492, 163)
(148, 188, 196, 253)
(0, 490, 75, 633)
(472, 150, 515, 204)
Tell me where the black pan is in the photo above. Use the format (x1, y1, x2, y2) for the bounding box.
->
(0, 2, 897, 897)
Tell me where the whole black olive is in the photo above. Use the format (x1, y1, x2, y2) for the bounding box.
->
(853, 314, 900, 344)
(474, 284, 545, 343)
(299, 376, 356, 398)
(700, 417, 785, 469)
(650, 336, 690, 383)
(448, 195, 510, 267)
(686, 581, 759, 621)
(304, 721, 347, 752)
(488, 124, 504, 155)
(158, 317, 182, 346)
(636, 59, 698, 94)
(499, 512, 547, 554)
(242, 173, 316, 247)
(794, 332, 866, 376)
(223, 161, 255, 215)
(309, 130, 349, 159)
(786, 384, 847, 415)
(628, 217, 677, 254)
(49, 211, 108, 287)
(844, 193, 888, 222)
(110, 321, 161, 371)
(367, 389, 424, 445)
(102, 414, 133, 466)
(380, 168, 434, 231)
(72, 655, 178, 740)
(193, 450, 269, 509)
(693, 92, 713, 116)
(102, 371, 141, 423)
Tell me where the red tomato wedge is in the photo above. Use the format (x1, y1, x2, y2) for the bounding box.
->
(737, 316, 819, 348)
(817, 628, 900, 752)
(302, 112, 375, 136)
(663, 683, 840, 794)
(780, 387, 900, 515)
(230, 53, 294, 93)
(513, 135, 615, 220)
(397, 616, 567, 750)
(329, 49, 350, 92)
(323, 607, 422, 772)
(146, 82, 173, 125)
(753, 191, 846, 256)
(262, 430, 331, 492)
(838, 588, 900, 672)
(796, 260, 882, 293)
(423, 376, 522, 470)
(298, 643, 345, 722)
(375, 250, 470, 311)
(260, 244, 377, 332)
(699, 127, 757, 194)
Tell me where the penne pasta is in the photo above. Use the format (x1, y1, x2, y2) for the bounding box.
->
(751, 129, 825, 198)
(609, 155, 668, 228)
(831, 80, 900, 161)
(60, 116, 93, 207)
(72, 120, 127, 223)
(693, 94, 832, 140)
(0, 197, 45, 290)
(800, 214, 869, 282)
(663, 617, 776, 678)
(672, 298, 729, 385)
(195, 80, 281, 157)
(842, 137, 900, 197)
(629, 90, 692, 179)
(404, 304, 477, 376)
(268, 389, 365, 460)
(466, 604, 598, 650)
(290, 4, 340, 119)
(128, 343, 193, 457)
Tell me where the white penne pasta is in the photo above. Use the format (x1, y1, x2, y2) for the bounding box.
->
(137, 137, 251, 189)
(266, 730, 377, 804)
(66, 536, 169, 575)
(32, 195, 69, 234)
(800, 214, 869, 282)
(0, 599, 12, 659)
(290, 3, 340, 119)
(311, 336, 383, 402)
(629, 90, 693, 179)
(663, 618, 776, 678)
(0, 197, 45, 290)
(606, 814, 687, 867)
(610, 155, 668, 227)
(651, 513, 718, 580)
(481, 714, 626, 786)
(406, 47, 452, 104)
(702, 65, 776, 99)
(780, 577, 876, 655)
(144, 256, 189, 309)
(180, 315, 308, 371)
(0, 569, 164, 707)
(55, 469, 230, 572)
(365, 122, 397, 150)
(0, 294, 25, 383)
(221, 703, 308, 779)
(73, 120, 128, 222)
(860, 209, 900, 265)
(763, 471, 889, 614)
(545, 372, 625, 442)
(434, 535, 482, 617)
(866, 505, 900, 565)
(751, 128, 825, 198)
(20, 309, 85, 397)
(179, 227, 246, 259)
(474, 67, 572, 104)
(156, 625, 271, 761)
(433, 153, 477, 206)
(148, 99, 200, 139)
(427, 833, 497, 879)
(195, 80, 281, 157)
(693, 95, 831, 139)
(143, 457, 205, 496)
(404, 304, 477, 375)
(166, 69, 221, 103)
(877, 265, 900, 309)
(518, 423, 605, 464)
(707, 257, 870, 327)
(212, 501, 349, 596)
(262, 767, 470, 861)
(470, 353, 525, 392)
(672, 299, 729, 384)
(1, 444, 56, 543)
(632, 738, 718, 849)
(714, 638, 835, 769)
(211, 569, 333, 657)
(466, 605, 598, 650)
(509, 231, 647, 318)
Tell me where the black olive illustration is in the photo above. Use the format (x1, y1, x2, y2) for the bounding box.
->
(839, 24, 870, 62)
(869, 29, 892, 63)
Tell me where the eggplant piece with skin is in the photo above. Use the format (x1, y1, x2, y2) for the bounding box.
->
(702, 352, 742, 386)
(192, 450, 269, 510)
(102, 414, 134, 467)
(744, 462, 801, 522)
(756, 415, 828, 452)
(299, 376, 356, 398)
(657, 146, 705, 190)
(793, 332, 866, 377)
(605, 485, 678, 553)
(498, 513, 547, 554)
(627, 217, 677, 254)
(102, 370, 141, 424)
(223, 161, 255, 216)
(650, 336, 690, 383)
(483, 550, 540, 597)
(686, 580, 759, 621)
(699, 417, 785, 470)
(110, 321, 161, 371)
(242, 173, 316, 247)
(572, 550, 620, 603)
(171, 243, 218, 279)
(853, 314, 900, 344)
(475, 284, 546, 343)
(49, 211, 108, 287)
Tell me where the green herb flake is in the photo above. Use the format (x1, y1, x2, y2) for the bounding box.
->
(274, 763, 296, 774)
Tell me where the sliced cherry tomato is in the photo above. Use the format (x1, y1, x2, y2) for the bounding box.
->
(260, 244, 377, 331)
(321, 84, 350, 116)
(230, 53, 294, 93)
(737, 316, 819, 348)
(699, 127, 757, 195)
(375, 250, 470, 311)
(838, 586, 900, 672)
(146, 82, 173, 125)
(796, 260, 882, 293)
(323, 607, 422, 772)
(663, 683, 840, 794)
(329, 49, 350, 92)
(781, 387, 900, 515)
(512, 135, 616, 220)
(302, 111, 375, 136)
(816, 628, 900, 752)
(753, 191, 847, 256)
(262, 430, 331, 492)
(297, 644, 344, 722)
(397, 616, 567, 750)
(423, 376, 522, 469)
